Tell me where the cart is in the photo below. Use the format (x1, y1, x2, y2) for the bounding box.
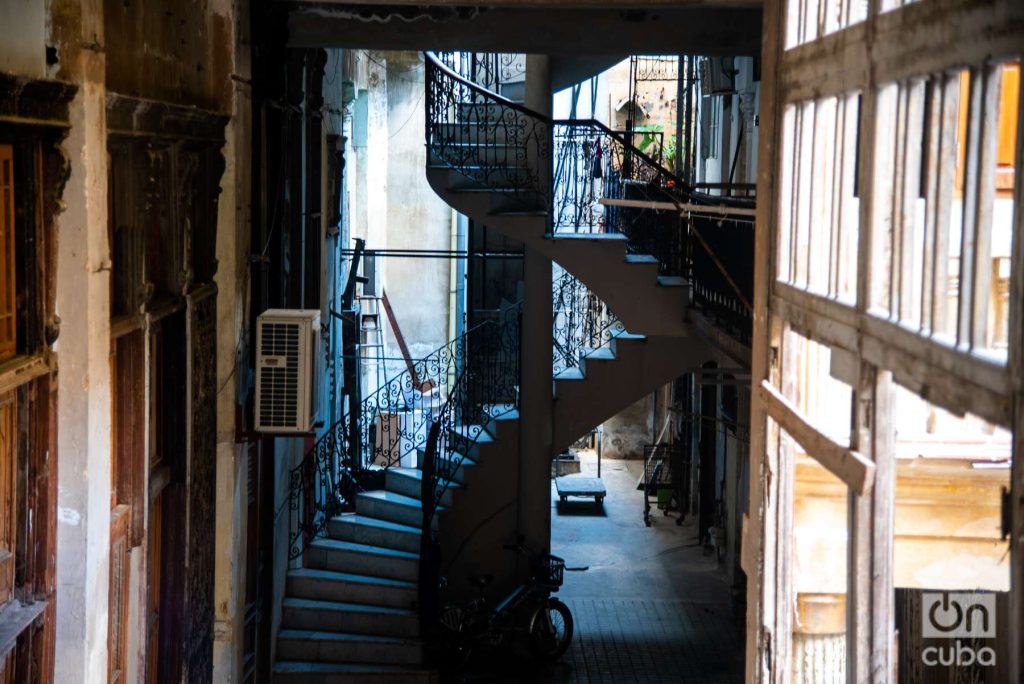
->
(554, 429, 607, 505)
(642, 443, 688, 526)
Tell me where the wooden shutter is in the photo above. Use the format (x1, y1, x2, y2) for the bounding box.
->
(107, 506, 131, 684)
(997, 62, 1020, 167)
(0, 393, 16, 606)
(0, 146, 15, 360)
(113, 330, 146, 544)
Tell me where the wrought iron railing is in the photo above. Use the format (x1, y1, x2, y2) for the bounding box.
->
(425, 52, 549, 207)
(417, 305, 522, 626)
(426, 49, 755, 335)
(687, 213, 754, 344)
(285, 306, 520, 560)
(433, 52, 525, 93)
(552, 119, 689, 277)
(552, 268, 623, 375)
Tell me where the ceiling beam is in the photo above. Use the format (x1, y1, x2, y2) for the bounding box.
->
(286, 4, 763, 56)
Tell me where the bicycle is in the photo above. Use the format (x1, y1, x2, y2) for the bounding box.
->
(437, 546, 574, 674)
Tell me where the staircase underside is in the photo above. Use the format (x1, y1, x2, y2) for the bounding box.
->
(426, 164, 691, 337)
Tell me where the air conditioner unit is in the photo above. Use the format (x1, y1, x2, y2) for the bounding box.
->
(699, 57, 736, 97)
(255, 309, 321, 434)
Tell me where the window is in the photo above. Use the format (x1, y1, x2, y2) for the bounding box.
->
(0, 146, 16, 361)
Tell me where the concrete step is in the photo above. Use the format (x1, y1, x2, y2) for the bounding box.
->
(305, 538, 418, 582)
(415, 448, 476, 484)
(553, 367, 584, 382)
(276, 630, 425, 666)
(356, 490, 434, 530)
(286, 567, 417, 610)
(386, 468, 460, 508)
(440, 142, 526, 165)
(279, 597, 419, 638)
(273, 661, 436, 684)
(658, 275, 688, 288)
(624, 253, 659, 265)
(429, 159, 532, 187)
(578, 347, 616, 376)
(326, 514, 421, 554)
(550, 231, 628, 242)
(448, 424, 493, 456)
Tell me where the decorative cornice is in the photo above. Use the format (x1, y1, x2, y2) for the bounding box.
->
(0, 73, 77, 128)
(106, 92, 229, 142)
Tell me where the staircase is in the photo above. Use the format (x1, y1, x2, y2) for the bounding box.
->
(272, 51, 752, 682)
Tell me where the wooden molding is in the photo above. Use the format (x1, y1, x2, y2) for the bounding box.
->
(106, 92, 229, 142)
(0, 355, 50, 396)
(0, 74, 76, 128)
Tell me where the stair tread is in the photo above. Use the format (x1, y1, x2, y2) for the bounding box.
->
(359, 489, 425, 506)
(554, 368, 584, 381)
(451, 424, 493, 442)
(274, 661, 433, 674)
(283, 597, 418, 617)
(550, 231, 627, 241)
(624, 254, 659, 264)
(481, 405, 519, 421)
(581, 347, 615, 360)
(612, 330, 646, 341)
(488, 210, 547, 217)
(330, 514, 421, 536)
(416, 447, 476, 466)
(288, 567, 417, 590)
(657, 275, 687, 287)
(310, 536, 419, 561)
(277, 629, 423, 646)
(389, 468, 462, 489)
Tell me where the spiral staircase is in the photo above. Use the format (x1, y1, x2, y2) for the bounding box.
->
(271, 51, 752, 683)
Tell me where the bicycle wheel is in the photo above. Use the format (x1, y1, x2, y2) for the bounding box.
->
(527, 598, 574, 661)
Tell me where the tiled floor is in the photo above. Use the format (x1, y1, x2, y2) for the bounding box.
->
(465, 453, 744, 683)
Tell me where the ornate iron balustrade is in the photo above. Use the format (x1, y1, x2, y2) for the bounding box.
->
(551, 120, 689, 277)
(425, 51, 549, 207)
(417, 305, 522, 624)
(552, 268, 623, 375)
(285, 306, 520, 560)
(434, 52, 525, 93)
(687, 213, 754, 344)
(426, 49, 755, 344)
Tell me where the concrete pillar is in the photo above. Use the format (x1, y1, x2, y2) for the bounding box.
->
(212, 6, 252, 678)
(791, 593, 846, 683)
(517, 55, 554, 554)
(53, 45, 113, 684)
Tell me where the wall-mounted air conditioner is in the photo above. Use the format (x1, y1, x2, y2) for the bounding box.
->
(255, 309, 321, 434)
(699, 57, 736, 97)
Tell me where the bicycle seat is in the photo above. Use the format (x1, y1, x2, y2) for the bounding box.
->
(470, 574, 494, 589)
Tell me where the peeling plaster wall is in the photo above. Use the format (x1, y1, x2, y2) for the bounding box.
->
(53, 66, 114, 684)
(212, 0, 252, 680)
(381, 52, 452, 368)
(338, 50, 456, 389)
(0, 2, 46, 78)
(601, 384, 672, 460)
(37, 0, 244, 680)
(103, 0, 232, 111)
